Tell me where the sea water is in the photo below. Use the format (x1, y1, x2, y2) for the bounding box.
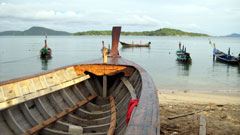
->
(0, 36, 239, 93)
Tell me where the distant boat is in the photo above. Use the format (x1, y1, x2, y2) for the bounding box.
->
(176, 43, 191, 62)
(40, 37, 52, 59)
(40, 47, 52, 59)
(120, 41, 151, 47)
(213, 48, 239, 64)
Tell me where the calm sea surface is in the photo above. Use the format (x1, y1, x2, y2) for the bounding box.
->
(0, 36, 240, 93)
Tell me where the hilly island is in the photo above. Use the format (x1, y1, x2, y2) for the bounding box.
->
(0, 26, 210, 36)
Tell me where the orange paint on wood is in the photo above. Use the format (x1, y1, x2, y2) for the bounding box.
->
(74, 64, 134, 76)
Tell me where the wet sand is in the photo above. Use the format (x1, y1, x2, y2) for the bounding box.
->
(158, 92, 240, 135)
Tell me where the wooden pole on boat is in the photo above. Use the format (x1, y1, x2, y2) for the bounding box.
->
(103, 48, 108, 63)
(102, 41, 108, 63)
(109, 26, 121, 57)
(45, 33, 47, 47)
(103, 75, 107, 97)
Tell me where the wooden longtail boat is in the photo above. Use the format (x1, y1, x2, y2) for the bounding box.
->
(40, 39, 52, 59)
(0, 27, 160, 135)
(40, 47, 52, 59)
(120, 41, 151, 47)
(213, 48, 239, 64)
(176, 44, 191, 62)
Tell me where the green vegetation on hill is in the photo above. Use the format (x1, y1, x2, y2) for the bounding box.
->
(74, 28, 209, 36)
(0, 27, 209, 36)
(0, 26, 72, 36)
(74, 31, 112, 36)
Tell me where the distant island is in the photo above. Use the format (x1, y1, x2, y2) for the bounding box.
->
(225, 33, 240, 37)
(0, 26, 210, 36)
(0, 26, 72, 36)
(74, 28, 210, 37)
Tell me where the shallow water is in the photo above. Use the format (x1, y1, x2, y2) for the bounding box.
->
(0, 36, 239, 93)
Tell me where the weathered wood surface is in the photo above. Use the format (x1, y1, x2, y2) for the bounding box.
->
(199, 114, 206, 135)
(0, 66, 90, 111)
(103, 76, 107, 97)
(107, 95, 116, 135)
(0, 56, 160, 135)
(74, 64, 135, 76)
(168, 109, 206, 120)
(121, 77, 136, 99)
(76, 57, 160, 135)
(23, 94, 97, 135)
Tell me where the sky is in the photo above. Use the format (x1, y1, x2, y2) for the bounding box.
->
(0, 0, 239, 36)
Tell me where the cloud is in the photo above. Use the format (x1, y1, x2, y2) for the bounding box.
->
(0, 2, 162, 29)
(0, 0, 240, 35)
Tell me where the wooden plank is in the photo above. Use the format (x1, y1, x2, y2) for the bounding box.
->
(2, 83, 20, 100)
(0, 87, 5, 102)
(199, 114, 206, 135)
(84, 80, 97, 95)
(93, 76, 103, 96)
(22, 94, 97, 135)
(168, 109, 206, 120)
(20, 103, 39, 126)
(107, 95, 116, 135)
(121, 77, 136, 99)
(0, 75, 90, 111)
(3, 109, 25, 134)
(103, 76, 107, 97)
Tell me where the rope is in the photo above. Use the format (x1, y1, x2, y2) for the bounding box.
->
(127, 99, 139, 124)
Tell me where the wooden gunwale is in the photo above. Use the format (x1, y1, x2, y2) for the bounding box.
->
(22, 94, 97, 135)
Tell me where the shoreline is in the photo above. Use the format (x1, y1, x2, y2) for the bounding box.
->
(158, 88, 240, 94)
(158, 91, 240, 105)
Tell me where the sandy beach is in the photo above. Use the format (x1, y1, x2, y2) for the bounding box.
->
(158, 91, 240, 135)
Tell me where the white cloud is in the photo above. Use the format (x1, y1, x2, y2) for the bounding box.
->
(0, 0, 240, 35)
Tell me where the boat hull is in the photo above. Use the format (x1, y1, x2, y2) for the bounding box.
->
(40, 48, 52, 59)
(120, 41, 150, 47)
(213, 49, 239, 64)
(0, 57, 160, 135)
(176, 50, 191, 62)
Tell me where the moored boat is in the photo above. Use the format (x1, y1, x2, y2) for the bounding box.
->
(40, 47, 52, 59)
(0, 27, 160, 135)
(120, 41, 151, 47)
(176, 42, 191, 62)
(213, 44, 239, 64)
(40, 37, 52, 59)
